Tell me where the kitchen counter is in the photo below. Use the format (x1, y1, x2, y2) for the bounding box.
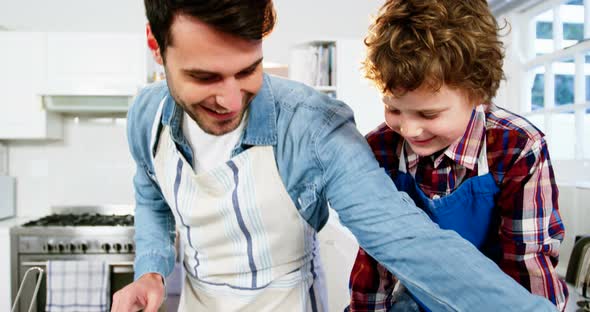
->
(566, 283, 587, 312)
(0, 216, 37, 311)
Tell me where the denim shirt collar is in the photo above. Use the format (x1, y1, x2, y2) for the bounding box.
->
(160, 73, 278, 151)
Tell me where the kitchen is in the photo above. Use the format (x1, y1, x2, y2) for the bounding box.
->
(1, 0, 590, 311)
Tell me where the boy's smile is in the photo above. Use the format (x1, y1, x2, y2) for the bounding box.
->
(383, 85, 476, 156)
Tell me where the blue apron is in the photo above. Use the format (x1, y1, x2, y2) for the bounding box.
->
(392, 137, 501, 311)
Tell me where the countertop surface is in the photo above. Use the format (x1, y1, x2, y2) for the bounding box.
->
(566, 283, 588, 312)
(0, 216, 36, 230)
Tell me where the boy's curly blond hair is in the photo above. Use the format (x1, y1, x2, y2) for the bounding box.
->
(364, 0, 505, 103)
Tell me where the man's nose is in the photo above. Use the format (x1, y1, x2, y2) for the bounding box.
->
(215, 78, 243, 111)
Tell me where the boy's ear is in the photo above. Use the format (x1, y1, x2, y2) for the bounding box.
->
(146, 23, 163, 65)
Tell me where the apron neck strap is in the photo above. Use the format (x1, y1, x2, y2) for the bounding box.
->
(399, 142, 408, 173)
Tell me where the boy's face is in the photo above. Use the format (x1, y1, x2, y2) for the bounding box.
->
(154, 15, 264, 135)
(382, 85, 475, 157)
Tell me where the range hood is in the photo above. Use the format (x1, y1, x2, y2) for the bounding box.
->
(42, 92, 135, 114)
(40, 83, 142, 114)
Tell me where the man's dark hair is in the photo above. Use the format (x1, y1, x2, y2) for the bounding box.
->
(145, 0, 276, 58)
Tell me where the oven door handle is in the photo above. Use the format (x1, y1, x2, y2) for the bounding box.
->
(20, 261, 135, 273)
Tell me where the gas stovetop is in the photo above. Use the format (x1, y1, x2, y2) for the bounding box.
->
(11, 207, 136, 254)
(22, 213, 134, 227)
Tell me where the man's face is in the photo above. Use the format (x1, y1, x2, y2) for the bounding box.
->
(161, 15, 264, 135)
(382, 85, 475, 157)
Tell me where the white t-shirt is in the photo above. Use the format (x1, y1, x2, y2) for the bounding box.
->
(182, 111, 247, 173)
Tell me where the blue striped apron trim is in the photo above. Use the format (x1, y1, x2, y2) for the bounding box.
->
(173, 159, 196, 248)
(227, 160, 258, 288)
(309, 258, 319, 312)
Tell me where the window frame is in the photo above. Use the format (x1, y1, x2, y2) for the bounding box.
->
(510, 0, 589, 161)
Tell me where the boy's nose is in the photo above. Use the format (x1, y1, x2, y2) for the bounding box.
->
(400, 121, 423, 137)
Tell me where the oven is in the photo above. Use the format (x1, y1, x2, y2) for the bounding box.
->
(10, 207, 135, 312)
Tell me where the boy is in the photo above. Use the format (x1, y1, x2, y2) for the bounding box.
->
(349, 0, 568, 311)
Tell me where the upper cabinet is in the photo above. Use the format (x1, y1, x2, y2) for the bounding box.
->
(44, 32, 146, 96)
(42, 32, 147, 114)
(0, 31, 148, 139)
(0, 32, 61, 140)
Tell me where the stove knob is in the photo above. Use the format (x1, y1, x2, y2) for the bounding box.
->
(57, 243, 65, 253)
(124, 243, 134, 253)
(44, 243, 54, 253)
(78, 243, 88, 253)
(113, 243, 122, 253)
(101, 243, 111, 253)
(68, 244, 76, 253)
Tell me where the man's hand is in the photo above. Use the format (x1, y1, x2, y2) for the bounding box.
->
(112, 273, 165, 312)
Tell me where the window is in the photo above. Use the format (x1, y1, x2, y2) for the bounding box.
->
(519, 0, 590, 160)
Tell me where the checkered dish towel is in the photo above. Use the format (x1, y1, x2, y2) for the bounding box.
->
(45, 261, 110, 312)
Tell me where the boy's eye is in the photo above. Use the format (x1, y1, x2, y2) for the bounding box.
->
(420, 112, 439, 119)
(387, 108, 401, 115)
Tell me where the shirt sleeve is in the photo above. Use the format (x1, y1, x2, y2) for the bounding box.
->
(131, 164, 177, 281)
(126, 86, 177, 281)
(313, 105, 556, 311)
(496, 137, 568, 311)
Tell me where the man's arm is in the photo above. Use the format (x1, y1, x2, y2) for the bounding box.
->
(314, 105, 555, 311)
(496, 138, 568, 310)
(132, 164, 177, 281)
(127, 83, 177, 281)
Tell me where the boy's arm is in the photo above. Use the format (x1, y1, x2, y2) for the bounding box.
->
(496, 137, 568, 311)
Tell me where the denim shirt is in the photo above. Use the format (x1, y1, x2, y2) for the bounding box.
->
(126, 74, 554, 311)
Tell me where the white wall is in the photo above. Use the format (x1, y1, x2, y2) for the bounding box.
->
(0, 0, 385, 65)
(7, 117, 135, 216)
(0, 0, 146, 33)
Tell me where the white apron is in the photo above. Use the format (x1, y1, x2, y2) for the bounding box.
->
(150, 101, 326, 311)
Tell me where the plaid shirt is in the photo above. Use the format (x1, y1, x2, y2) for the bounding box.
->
(349, 104, 568, 311)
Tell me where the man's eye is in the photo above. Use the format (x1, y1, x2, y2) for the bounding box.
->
(191, 75, 219, 83)
(236, 68, 256, 79)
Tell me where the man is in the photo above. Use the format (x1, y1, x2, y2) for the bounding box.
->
(112, 0, 556, 311)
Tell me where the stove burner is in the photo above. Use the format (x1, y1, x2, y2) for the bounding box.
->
(22, 213, 134, 227)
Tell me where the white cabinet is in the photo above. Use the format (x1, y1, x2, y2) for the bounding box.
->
(44, 32, 146, 96)
(42, 32, 147, 113)
(0, 32, 61, 139)
(289, 39, 383, 135)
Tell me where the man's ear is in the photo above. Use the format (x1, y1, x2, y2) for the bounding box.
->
(146, 23, 163, 65)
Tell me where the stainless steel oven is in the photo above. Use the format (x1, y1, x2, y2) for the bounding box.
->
(10, 206, 135, 312)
